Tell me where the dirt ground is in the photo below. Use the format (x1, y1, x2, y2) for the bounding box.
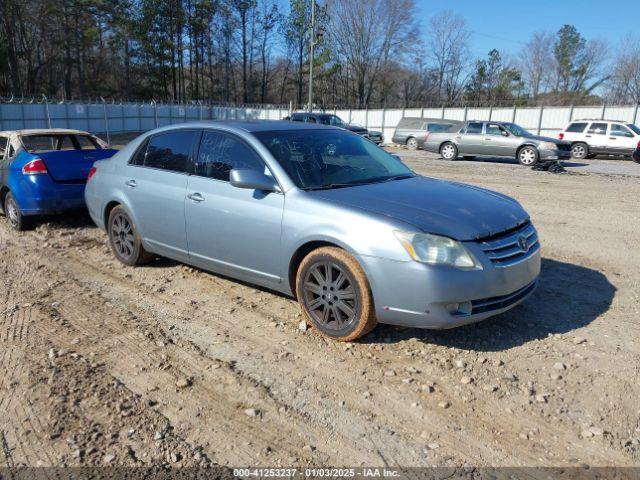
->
(1, 139, 639, 470)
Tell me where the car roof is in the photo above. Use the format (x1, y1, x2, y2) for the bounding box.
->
(570, 119, 628, 123)
(0, 128, 93, 136)
(149, 120, 338, 134)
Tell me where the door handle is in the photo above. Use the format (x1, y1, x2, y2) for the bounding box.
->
(609, 137, 617, 140)
(484, 138, 492, 140)
(187, 192, 205, 202)
(125, 179, 137, 188)
(585, 135, 592, 138)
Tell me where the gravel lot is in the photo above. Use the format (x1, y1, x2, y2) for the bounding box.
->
(1, 138, 639, 469)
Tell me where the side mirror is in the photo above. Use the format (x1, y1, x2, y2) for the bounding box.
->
(391, 154, 402, 161)
(501, 130, 509, 137)
(230, 169, 280, 192)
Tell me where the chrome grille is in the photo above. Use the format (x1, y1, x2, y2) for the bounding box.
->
(477, 222, 539, 267)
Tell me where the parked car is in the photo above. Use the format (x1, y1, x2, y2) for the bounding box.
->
(86, 120, 540, 342)
(559, 119, 640, 159)
(286, 112, 383, 144)
(392, 117, 463, 150)
(0, 128, 117, 230)
(424, 121, 572, 165)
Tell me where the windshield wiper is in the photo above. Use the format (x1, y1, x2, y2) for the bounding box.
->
(303, 174, 414, 191)
(303, 182, 366, 191)
(378, 174, 414, 182)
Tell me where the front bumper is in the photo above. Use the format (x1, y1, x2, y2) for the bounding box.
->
(360, 243, 541, 329)
(540, 149, 571, 161)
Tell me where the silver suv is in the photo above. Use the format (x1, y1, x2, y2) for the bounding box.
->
(559, 120, 640, 159)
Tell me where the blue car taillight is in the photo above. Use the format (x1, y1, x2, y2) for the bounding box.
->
(22, 159, 48, 175)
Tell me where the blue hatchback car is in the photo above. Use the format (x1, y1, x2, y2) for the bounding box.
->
(0, 129, 118, 230)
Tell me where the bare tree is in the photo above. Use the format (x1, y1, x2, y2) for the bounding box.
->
(427, 10, 470, 103)
(519, 31, 554, 100)
(608, 36, 640, 103)
(326, 0, 416, 108)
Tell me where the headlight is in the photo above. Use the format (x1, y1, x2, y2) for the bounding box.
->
(539, 141, 557, 150)
(394, 231, 481, 270)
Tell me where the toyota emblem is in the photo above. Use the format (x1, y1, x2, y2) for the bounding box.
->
(518, 235, 529, 252)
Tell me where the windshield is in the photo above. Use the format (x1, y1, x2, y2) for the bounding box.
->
(627, 124, 640, 135)
(254, 129, 414, 190)
(502, 123, 531, 137)
(317, 115, 345, 127)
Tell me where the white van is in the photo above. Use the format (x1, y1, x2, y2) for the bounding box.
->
(559, 120, 640, 159)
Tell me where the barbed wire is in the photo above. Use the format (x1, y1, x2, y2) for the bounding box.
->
(0, 93, 638, 110)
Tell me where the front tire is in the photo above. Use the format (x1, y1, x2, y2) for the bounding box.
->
(406, 137, 418, 151)
(4, 192, 30, 231)
(296, 247, 377, 342)
(518, 146, 539, 166)
(440, 142, 458, 160)
(108, 206, 153, 266)
(571, 142, 589, 160)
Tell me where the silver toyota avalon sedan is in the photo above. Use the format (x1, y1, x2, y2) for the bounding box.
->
(85, 121, 540, 342)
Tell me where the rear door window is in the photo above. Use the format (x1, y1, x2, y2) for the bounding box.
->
(465, 122, 483, 134)
(144, 130, 196, 173)
(565, 122, 588, 133)
(129, 139, 149, 166)
(194, 130, 267, 182)
(587, 123, 608, 135)
(610, 124, 633, 137)
(0, 137, 7, 158)
(425, 123, 454, 132)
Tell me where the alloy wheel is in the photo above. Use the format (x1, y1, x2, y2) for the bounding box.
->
(6, 198, 18, 228)
(520, 148, 537, 165)
(572, 144, 586, 159)
(407, 138, 418, 150)
(441, 144, 456, 160)
(111, 213, 135, 260)
(302, 262, 357, 331)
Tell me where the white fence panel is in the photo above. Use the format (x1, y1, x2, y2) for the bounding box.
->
(572, 106, 604, 120)
(3, 101, 640, 146)
(443, 108, 465, 121)
(603, 106, 636, 123)
(490, 108, 515, 122)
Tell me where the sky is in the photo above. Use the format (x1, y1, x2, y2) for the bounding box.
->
(418, 0, 640, 59)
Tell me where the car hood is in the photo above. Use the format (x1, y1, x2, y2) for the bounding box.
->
(523, 134, 564, 144)
(309, 176, 529, 241)
(342, 124, 368, 134)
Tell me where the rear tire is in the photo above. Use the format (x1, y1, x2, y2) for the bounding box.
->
(108, 206, 153, 266)
(4, 192, 30, 231)
(518, 146, 539, 166)
(406, 137, 418, 151)
(440, 142, 458, 160)
(296, 247, 377, 342)
(571, 142, 589, 160)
